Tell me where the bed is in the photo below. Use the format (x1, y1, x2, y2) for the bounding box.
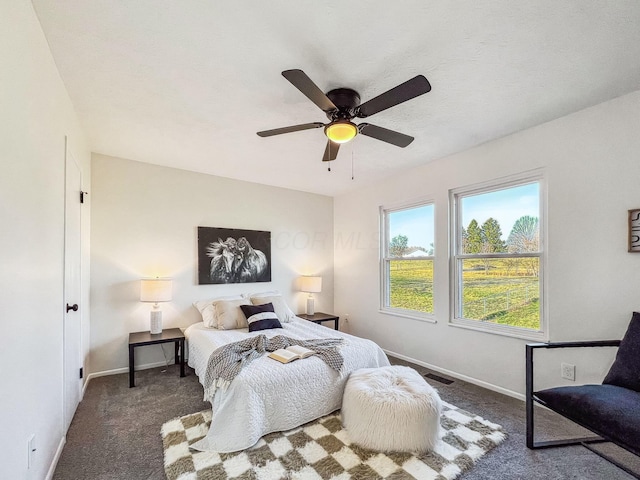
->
(184, 317, 390, 452)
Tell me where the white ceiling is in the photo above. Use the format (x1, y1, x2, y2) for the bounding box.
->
(32, 1, 640, 196)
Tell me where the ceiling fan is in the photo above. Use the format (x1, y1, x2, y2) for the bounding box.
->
(257, 69, 431, 163)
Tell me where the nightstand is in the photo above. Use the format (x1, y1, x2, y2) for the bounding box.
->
(298, 312, 339, 330)
(128, 328, 185, 387)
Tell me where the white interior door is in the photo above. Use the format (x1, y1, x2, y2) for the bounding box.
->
(63, 140, 82, 432)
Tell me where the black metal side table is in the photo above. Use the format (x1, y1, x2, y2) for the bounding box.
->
(128, 328, 185, 387)
(298, 312, 340, 330)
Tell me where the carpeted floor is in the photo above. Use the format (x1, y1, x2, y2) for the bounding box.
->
(53, 356, 637, 479)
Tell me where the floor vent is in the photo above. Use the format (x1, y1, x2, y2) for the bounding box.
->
(425, 373, 454, 385)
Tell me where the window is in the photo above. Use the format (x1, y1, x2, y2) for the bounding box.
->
(381, 200, 435, 319)
(450, 173, 544, 338)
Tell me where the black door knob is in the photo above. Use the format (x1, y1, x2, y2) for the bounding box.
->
(66, 303, 79, 313)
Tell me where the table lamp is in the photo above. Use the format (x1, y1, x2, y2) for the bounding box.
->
(300, 276, 322, 315)
(140, 278, 172, 334)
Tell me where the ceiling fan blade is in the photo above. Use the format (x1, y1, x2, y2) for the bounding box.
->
(358, 123, 414, 147)
(322, 140, 340, 161)
(257, 122, 324, 137)
(282, 69, 337, 113)
(357, 75, 431, 118)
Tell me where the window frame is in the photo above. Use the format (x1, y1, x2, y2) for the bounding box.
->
(379, 197, 436, 323)
(449, 170, 547, 341)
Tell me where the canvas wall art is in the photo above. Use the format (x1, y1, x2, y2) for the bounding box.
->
(198, 227, 271, 284)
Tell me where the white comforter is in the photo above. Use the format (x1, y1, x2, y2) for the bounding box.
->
(185, 318, 389, 452)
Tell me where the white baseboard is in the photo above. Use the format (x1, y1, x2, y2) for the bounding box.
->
(82, 377, 90, 397)
(45, 436, 66, 480)
(383, 348, 525, 401)
(85, 360, 170, 384)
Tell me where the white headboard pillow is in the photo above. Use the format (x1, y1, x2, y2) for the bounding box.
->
(249, 292, 296, 323)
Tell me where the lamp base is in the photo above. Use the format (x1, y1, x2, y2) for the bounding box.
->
(306, 297, 315, 316)
(150, 310, 162, 334)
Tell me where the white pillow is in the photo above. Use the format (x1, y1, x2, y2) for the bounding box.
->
(245, 290, 281, 298)
(215, 298, 252, 329)
(193, 295, 244, 328)
(250, 293, 296, 323)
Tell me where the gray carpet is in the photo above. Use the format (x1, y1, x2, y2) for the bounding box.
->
(53, 356, 637, 479)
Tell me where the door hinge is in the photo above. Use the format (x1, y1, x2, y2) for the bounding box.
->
(79, 367, 83, 379)
(80, 191, 88, 204)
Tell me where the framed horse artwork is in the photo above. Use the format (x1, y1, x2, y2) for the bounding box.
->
(197, 226, 271, 284)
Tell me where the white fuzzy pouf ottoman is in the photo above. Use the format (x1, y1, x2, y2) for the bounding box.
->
(341, 365, 442, 452)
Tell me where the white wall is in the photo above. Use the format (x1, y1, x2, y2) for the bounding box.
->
(334, 90, 640, 397)
(90, 154, 334, 373)
(0, 2, 91, 479)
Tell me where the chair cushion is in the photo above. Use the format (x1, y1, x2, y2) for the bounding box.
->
(603, 311, 640, 392)
(534, 384, 640, 456)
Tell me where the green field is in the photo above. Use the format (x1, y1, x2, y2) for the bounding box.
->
(389, 258, 540, 329)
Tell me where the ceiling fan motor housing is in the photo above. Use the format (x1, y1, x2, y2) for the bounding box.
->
(325, 88, 361, 120)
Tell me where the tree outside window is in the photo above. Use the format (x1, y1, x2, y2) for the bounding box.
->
(452, 177, 543, 336)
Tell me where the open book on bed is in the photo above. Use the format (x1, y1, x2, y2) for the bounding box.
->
(268, 345, 315, 364)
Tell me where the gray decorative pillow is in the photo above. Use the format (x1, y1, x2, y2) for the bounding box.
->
(193, 295, 244, 328)
(603, 312, 640, 392)
(214, 298, 251, 330)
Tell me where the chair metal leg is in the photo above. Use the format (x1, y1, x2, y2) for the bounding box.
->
(582, 443, 640, 479)
(525, 345, 639, 478)
(526, 344, 602, 449)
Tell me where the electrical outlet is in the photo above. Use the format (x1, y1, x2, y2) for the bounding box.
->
(561, 363, 575, 381)
(344, 314, 349, 323)
(27, 434, 36, 469)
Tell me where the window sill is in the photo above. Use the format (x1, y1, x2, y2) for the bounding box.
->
(449, 317, 547, 341)
(379, 308, 437, 324)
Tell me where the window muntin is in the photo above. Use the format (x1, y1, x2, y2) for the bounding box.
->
(381, 202, 435, 318)
(452, 178, 543, 336)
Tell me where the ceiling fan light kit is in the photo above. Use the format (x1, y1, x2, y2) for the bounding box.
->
(325, 121, 358, 143)
(257, 69, 431, 163)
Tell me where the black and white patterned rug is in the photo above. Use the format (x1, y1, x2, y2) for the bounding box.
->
(161, 401, 506, 480)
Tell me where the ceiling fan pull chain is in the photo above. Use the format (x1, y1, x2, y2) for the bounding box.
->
(351, 150, 355, 180)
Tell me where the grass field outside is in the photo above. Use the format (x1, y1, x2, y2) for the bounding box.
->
(388, 258, 540, 329)
(389, 259, 434, 313)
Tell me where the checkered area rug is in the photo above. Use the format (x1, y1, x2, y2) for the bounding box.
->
(161, 401, 506, 480)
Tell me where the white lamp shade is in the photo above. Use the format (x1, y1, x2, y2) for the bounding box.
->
(300, 276, 322, 293)
(140, 278, 172, 302)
